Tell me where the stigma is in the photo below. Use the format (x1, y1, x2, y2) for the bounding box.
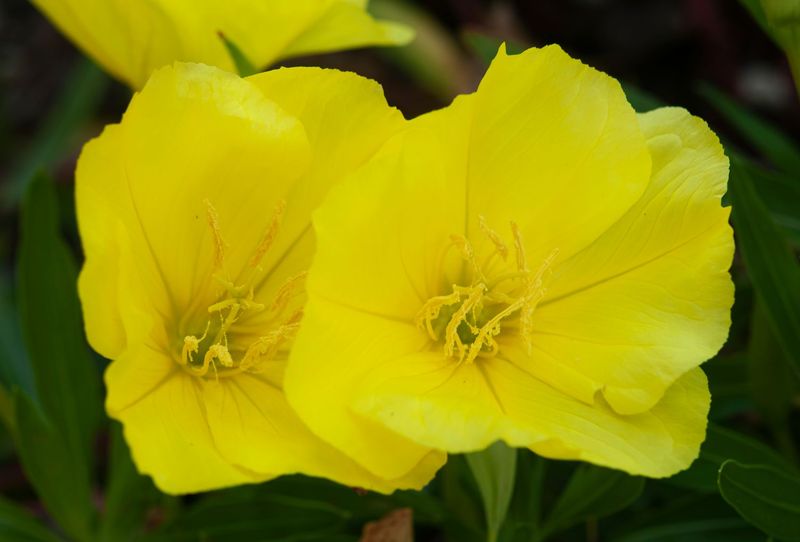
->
(415, 217, 558, 365)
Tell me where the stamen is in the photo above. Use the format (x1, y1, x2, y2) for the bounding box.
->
(178, 197, 303, 378)
(268, 271, 307, 317)
(417, 217, 560, 366)
(479, 215, 508, 261)
(249, 199, 287, 268)
(510, 221, 529, 273)
(205, 199, 226, 270)
(520, 248, 559, 353)
(414, 289, 462, 340)
(444, 284, 485, 361)
(450, 234, 486, 284)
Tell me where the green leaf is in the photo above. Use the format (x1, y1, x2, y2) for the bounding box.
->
(748, 298, 799, 460)
(730, 158, 800, 378)
(98, 422, 160, 542)
(668, 423, 795, 492)
(218, 33, 257, 77)
(0, 496, 61, 542)
(12, 391, 94, 541)
(466, 441, 517, 542)
(0, 275, 37, 413)
(2, 58, 108, 210)
(150, 487, 352, 542)
(14, 173, 101, 539)
(501, 451, 545, 542)
(541, 464, 643, 537)
(610, 493, 764, 542)
(739, 158, 800, 243)
(699, 83, 800, 175)
(614, 517, 760, 542)
(718, 460, 800, 540)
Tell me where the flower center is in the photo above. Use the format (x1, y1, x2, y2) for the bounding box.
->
(416, 217, 558, 365)
(177, 199, 305, 378)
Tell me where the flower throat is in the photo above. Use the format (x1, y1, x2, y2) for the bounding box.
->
(178, 199, 305, 378)
(416, 217, 558, 365)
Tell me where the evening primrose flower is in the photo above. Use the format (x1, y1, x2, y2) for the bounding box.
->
(32, 0, 412, 88)
(76, 61, 443, 493)
(285, 45, 734, 480)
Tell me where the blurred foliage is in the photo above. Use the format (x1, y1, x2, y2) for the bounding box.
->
(0, 0, 799, 541)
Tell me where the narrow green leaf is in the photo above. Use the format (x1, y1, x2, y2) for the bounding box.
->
(610, 493, 763, 542)
(0, 275, 37, 410)
(718, 460, 800, 540)
(218, 33, 258, 77)
(542, 464, 644, 537)
(17, 172, 101, 468)
(0, 496, 61, 542)
(98, 422, 159, 542)
(2, 58, 108, 209)
(440, 455, 485, 542)
(614, 517, 760, 542)
(15, 173, 101, 539)
(739, 159, 800, 243)
(668, 423, 795, 492)
(501, 450, 545, 542)
(748, 299, 799, 460)
(12, 391, 94, 541)
(730, 159, 800, 378)
(150, 488, 351, 542)
(699, 84, 800, 175)
(465, 441, 517, 542)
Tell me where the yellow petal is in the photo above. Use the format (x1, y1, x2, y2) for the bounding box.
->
(112, 365, 259, 494)
(31, 0, 411, 88)
(305, 95, 474, 320)
(355, 355, 710, 477)
(31, 0, 223, 88)
(282, 2, 414, 59)
(110, 62, 308, 322)
(466, 45, 651, 265)
(527, 107, 733, 414)
(203, 369, 443, 493)
(285, 297, 444, 481)
(497, 361, 710, 477)
(244, 66, 407, 309)
(75, 125, 127, 359)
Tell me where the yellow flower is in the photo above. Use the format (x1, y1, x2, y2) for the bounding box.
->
(285, 45, 734, 479)
(76, 61, 444, 494)
(32, 0, 412, 88)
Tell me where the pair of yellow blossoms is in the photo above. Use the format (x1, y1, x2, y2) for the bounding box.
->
(61, 4, 733, 495)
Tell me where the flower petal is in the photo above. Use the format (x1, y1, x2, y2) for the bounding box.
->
(32, 0, 411, 88)
(89, 62, 308, 328)
(243, 67, 407, 311)
(355, 355, 710, 477)
(113, 368, 259, 494)
(305, 95, 474, 320)
(285, 297, 443, 481)
(282, 1, 414, 58)
(466, 45, 651, 265)
(203, 369, 443, 492)
(527, 107, 733, 414)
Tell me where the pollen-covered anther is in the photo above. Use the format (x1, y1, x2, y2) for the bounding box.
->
(177, 197, 304, 378)
(417, 218, 558, 365)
